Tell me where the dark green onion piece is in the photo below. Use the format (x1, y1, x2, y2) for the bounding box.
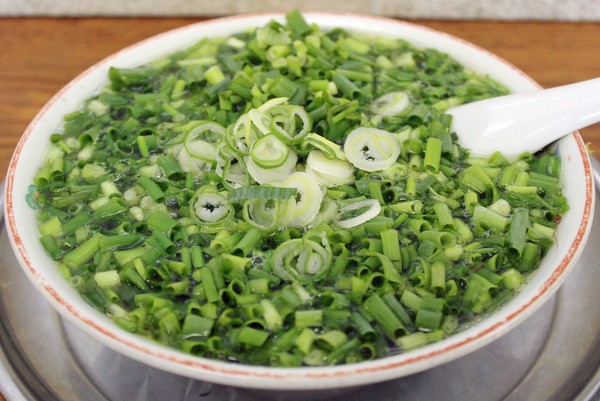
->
(229, 186, 297, 202)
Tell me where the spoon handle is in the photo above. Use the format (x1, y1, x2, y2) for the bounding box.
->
(448, 77, 600, 159)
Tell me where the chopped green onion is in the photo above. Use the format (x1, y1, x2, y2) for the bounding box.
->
(344, 128, 401, 172)
(31, 10, 564, 368)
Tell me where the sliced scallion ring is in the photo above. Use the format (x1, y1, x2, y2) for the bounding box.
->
(309, 196, 338, 226)
(302, 133, 347, 160)
(277, 172, 324, 228)
(217, 143, 236, 160)
(271, 238, 331, 283)
(184, 121, 226, 161)
(185, 140, 217, 162)
(370, 91, 410, 117)
(191, 190, 233, 226)
(243, 198, 281, 231)
(245, 149, 297, 185)
(306, 150, 354, 187)
(222, 156, 251, 190)
(257, 97, 289, 112)
(248, 109, 272, 135)
(344, 127, 401, 172)
(250, 134, 291, 169)
(335, 198, 382, 228)
(228, 114, 260, 155)
(177, 146, 211, 174)
(269, 105, 312, 144)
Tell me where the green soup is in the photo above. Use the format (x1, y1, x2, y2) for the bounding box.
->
(31, 11, 567, 367)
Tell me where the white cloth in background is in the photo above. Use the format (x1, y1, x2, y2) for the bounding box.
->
(1, 0, 599, 21)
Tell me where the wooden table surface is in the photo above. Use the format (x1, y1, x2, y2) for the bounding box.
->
(1, 17, 600, 399)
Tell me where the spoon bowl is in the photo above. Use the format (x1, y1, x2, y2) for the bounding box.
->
(447, 77, 600, 159)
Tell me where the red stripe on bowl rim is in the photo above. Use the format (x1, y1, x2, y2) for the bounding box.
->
(4, 12, 595, 386)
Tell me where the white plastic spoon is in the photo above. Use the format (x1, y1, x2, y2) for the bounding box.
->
(446, 77, 600, 160)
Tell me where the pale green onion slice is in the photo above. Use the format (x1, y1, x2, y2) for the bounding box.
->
(94, 270, 120, 289)
(306, 150, 354, 187)
(271, 238, 331, 283)
(184, 121, 226, 161)
(335, 199, 382, 228)
(217, 142, 237, 161)
(213, 145, 228, 177)
(310, 196, 338, 226)
(229, 114, 260, 155)
(269, 105, 312, 144)
(277, 172, 324, 227)
(243, 198, 281, 231)
(185, 140, 217, 162)
(248, 109, 272, 135)
(192, 192, 232, 223)
(222, 156, 251, 190)
(257, 97, 289, 112)
(177, 146, 211, 174)
(344, 127, 401, 172)
(246, 150, 297, 184)
(226, 36, 246, 48)
(370, 91, 410, 117)
(250, 134, 290, 169)
(185, 120, 225, 142)
(302, 133, 347, 160)
(381, 162, 408, 182)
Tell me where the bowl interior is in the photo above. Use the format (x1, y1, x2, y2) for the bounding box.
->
(4, 12, 594, 390)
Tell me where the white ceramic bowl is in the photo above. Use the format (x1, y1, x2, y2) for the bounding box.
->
(4, 12, 595, 390)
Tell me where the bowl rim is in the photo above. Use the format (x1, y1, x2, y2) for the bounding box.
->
(4, 11, 595, 390)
